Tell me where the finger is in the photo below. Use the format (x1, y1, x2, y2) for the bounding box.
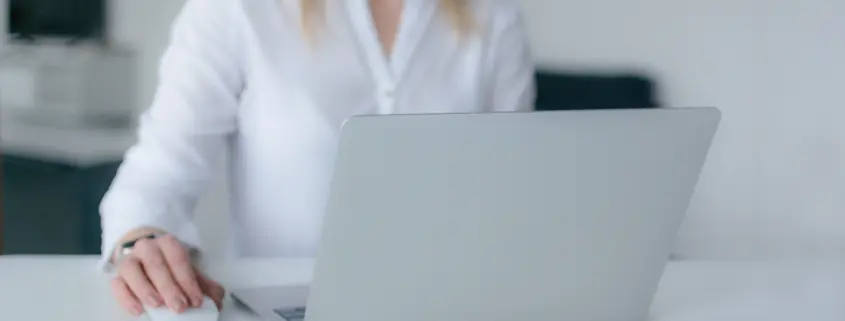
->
(198, 272, 226, 310)
(111, 277, 144, 316)
(159, 235, 204, 308)
(118, 256, 164, 308)
(199, 275, 225, 310)
(134, 238, 188, 313)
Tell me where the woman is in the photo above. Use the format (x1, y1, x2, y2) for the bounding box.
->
(101, 0, 535, 316)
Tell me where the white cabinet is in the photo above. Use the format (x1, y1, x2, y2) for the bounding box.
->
(0, 44, 137, 128)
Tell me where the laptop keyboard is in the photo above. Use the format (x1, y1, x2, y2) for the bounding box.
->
(274, 307, 307, 321)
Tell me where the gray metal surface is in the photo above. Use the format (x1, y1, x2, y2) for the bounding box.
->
(307, 108, 721, 321)
(230, 285, 309, 321)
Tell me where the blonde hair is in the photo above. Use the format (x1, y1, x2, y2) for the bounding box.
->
(301, 0, 475, 42)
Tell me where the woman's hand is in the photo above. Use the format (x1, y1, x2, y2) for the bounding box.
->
(110, 234, 225, 316)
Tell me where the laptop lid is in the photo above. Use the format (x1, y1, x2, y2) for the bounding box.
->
(306, 108, 721, 321)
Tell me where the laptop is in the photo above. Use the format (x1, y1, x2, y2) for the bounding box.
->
(231, 107, 721, 321)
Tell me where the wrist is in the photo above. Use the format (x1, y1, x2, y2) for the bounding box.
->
(111, 227, 168, 263)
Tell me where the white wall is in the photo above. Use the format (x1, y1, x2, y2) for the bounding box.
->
(110, 0, 186, 112)
(521, 0, 845, 259)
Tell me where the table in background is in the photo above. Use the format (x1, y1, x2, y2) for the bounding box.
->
(1, 256, 844, 321)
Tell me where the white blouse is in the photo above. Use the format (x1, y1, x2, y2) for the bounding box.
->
(99, 0, 536, 269)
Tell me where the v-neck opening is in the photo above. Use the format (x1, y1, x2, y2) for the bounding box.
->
(346, 0, 435, 82)
(366, 2, 401, 63)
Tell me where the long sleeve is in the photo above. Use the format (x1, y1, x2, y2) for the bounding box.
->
(98, 0, 245, 271)
(485, 1, 537, 112)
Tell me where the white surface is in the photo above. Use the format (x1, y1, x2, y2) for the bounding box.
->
(651, 260, 845, 321)
(0, 67, 37, 109)
(0, 45, 137, 126)
(98, 0, 535, 271)
(145, 296, 219, 321)
(0, 256, 314, 321)
(520, 0, 845, 260)
(0, 117, 135, 166)
(1, 256, 844, 321)
(308, 109, 719, 321)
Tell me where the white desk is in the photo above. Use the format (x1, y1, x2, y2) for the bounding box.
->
(1, 256, 844, 321)
(0, 256, 313, 321)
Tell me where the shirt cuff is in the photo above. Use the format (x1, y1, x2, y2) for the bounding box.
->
(98, 202, 202, 273)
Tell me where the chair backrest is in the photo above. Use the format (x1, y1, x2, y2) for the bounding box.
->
(534, 70, 661, 111)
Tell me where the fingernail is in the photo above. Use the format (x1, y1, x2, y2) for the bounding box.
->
(193, 296, 204, 307)
(145, 296, 160, 307)
(172, 301, 184, 313)
(178, 297, 188, 311)
(133, 305, 144, 316)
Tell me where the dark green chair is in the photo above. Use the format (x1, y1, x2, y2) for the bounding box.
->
(534, 70, 661, 110)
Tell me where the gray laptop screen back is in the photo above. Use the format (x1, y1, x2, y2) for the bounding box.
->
(306, 108, 720, 321)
